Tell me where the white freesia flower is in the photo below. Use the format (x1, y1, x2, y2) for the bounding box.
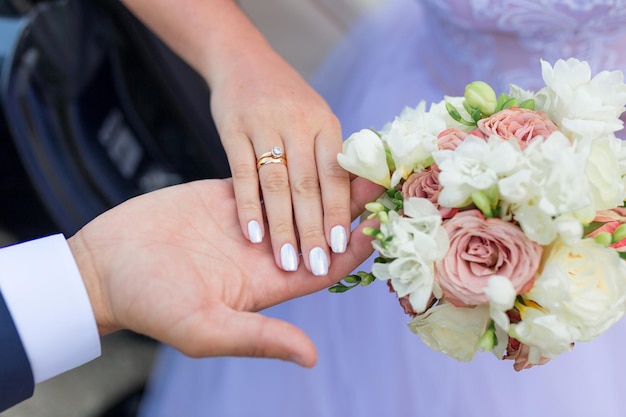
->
(524, 239, 626, 341)
(382, 102, 443, 187)
(430, 96, 474, 132)
(509, 307, 579, 363)
(554, 214, 584, 247)
(337, 129, 391, 188)
(512, 204, 559, 245)
(586, 136, 626, 210)
(371, 199, 449, 313)
(484, 275, 516, 331)
(408, 302, 490, 362)
(508, 84, 538, 105)
(523, 132, 591, 215)
(503, 132, 592, 244)
(434, 136, 522, 207)
(537, 58, 626, 140)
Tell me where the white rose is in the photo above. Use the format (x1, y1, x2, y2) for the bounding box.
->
(526, 239, 626, 341)
(408, 302, 490, 362)
(337, 129, 391, 188)
(586, 136, 626, 210)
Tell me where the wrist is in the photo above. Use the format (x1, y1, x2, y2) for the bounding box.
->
(67, 233, 118, 336)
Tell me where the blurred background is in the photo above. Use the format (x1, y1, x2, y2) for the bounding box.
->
(0, 0, 382, 416)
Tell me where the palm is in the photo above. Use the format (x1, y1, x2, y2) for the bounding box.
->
(71, 178, 381, 366)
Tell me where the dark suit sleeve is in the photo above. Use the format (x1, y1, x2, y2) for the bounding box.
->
(0, 289, 34, 412)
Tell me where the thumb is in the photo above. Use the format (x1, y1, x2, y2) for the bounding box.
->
(194, 309, 318, 368)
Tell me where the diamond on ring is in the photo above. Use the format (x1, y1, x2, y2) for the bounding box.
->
(257, 147, 288, 170)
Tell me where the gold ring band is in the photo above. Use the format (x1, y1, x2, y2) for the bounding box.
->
(257, 155, 287, 169)
(256, 147, 287, 169)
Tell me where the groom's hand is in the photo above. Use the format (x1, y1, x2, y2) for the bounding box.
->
(68, 176, 383, 367)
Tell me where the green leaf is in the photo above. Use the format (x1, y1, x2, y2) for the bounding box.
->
(619, 251, 626, 261)
(495, 93, 509, 111)
(519, 99, 535, 110)
(501, 97, 519, 110)
(328, 284, 350, 293)
(446, 101, 463, 123)
(462, 100, 474, 116)
(361, 273, 375, 286)
(343, 274, 360, 284)
(471, 108, 483, 123)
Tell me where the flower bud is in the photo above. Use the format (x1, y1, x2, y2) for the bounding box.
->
(365, 201, 385, 213)
(465, 81, 498, 116)
(594, 231, 613, 246)
(478, 328, 497, 351)
(471, 190, 494, 218)
(613, 223, 626, 245)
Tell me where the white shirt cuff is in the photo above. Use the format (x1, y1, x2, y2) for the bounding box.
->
(0, 234, 101, 383)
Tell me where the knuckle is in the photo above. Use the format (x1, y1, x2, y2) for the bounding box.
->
(323, 203, 350, 219)
(231, 163, 257, 181)
(298, 224, 325, 241)
(238, 199, 262, 213)
(321, 159, 349, 180)
(292, 175, 321, 198)
(262, 171, 290, 193)
(270, 220, 295, 236)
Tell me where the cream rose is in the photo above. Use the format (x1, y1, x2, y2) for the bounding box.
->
(408, 302, 490, 362)
(525, 238, 626, 341)
(477, 107, 559, 149)
(435, 210, 542, 307)
(585, 136, 626, 211)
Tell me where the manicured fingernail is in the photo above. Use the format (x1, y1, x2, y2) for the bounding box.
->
(247, 220, 262, 243)
(330, 225, 347, 253)
(309, 247, 329, 276)
(280, 243, 298, 271)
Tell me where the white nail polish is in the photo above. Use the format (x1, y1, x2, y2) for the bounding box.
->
(280, 244, 298, 271)
(330, 225, 347, 253)
(309, 247, 329, 276)
(247, 220, 262, 243)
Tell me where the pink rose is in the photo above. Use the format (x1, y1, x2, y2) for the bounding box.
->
(593, 207, 626, 223)
(402, 166, 457, 219)
(437, 128, 467, 150)
(503, 338, 552, 371)
(435, 210, 542, 307)
(477, 107, 559, 149)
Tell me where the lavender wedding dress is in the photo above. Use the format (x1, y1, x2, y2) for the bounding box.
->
(139, 1, 626, 416)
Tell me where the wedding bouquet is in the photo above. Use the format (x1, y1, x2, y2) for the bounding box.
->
(333, 58, 626, 371)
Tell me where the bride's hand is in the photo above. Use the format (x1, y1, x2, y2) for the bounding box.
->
(69, 177, 382, 367)
(119, 0, 351, 276)
(210, 49, 350, 277)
